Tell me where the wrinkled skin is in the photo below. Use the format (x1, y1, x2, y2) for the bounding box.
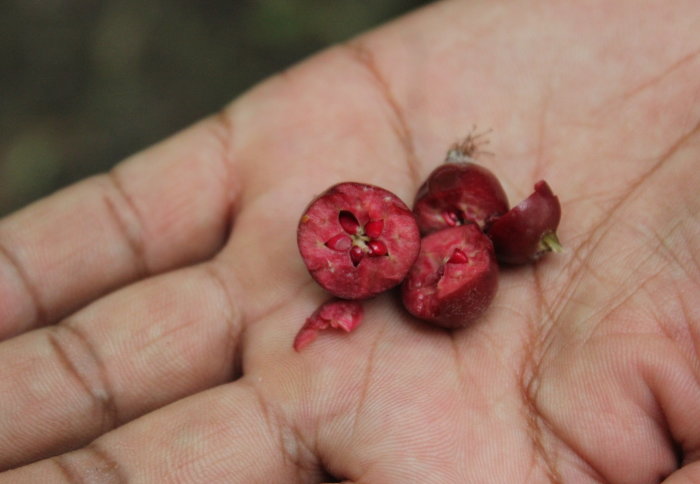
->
(1, 1, 699, 482)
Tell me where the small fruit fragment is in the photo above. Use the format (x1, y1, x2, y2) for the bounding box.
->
(487, 180, 562, 264)
(401, 225, 499, 328)
(413, 137, 508, 235)
(297, 182, 421, 299)
(293, 299, 364, 352)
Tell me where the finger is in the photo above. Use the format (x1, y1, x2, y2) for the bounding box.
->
(0, 260, 243, 470)
(0, 381, 322, 483)
(0, 113, 236, 339)
(663, 461, 700, 483)
(532, 335, 700, 483)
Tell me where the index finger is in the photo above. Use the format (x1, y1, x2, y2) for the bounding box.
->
(0, 113, 237, 339)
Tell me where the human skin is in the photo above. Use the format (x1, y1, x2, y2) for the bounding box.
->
(0, 0, 699, 482)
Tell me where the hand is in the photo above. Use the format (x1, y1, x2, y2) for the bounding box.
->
(2, 1, 699, 482)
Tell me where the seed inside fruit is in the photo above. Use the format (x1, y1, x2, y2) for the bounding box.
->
(350, 246, 364, 266)
(323, 212, 392, 267)
(325, 233, 352, 251)
(368, 240, 388, 256)
(339, 210, 360, 235)
(364, 219, 384, 239)
(447, 248, 469, 264)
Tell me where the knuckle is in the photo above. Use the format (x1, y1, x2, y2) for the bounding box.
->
(53, 442, 126, 484)
(48, 324, 119, 433)
(102, 171, 150, 278)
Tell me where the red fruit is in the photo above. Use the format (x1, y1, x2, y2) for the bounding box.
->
(401, 224, 499, 328)
(294, 299, 364, 352)
(298, 182, 421, 299)
(487, 180, 562, 264)
(413, 138, 508, 235)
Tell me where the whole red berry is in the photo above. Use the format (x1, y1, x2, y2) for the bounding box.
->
(401, 224, 499, 328)
(487, 180, 562, 264)
(297, 182, 421, 299)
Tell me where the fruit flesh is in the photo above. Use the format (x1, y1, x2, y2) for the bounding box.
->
(401, 225, 498, 328)
(297, 182, 421, 300)
(294, 299, 364, 352)
(487, 180, 562, 264)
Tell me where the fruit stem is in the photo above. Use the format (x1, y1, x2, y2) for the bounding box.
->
(541, 232, 563, 253)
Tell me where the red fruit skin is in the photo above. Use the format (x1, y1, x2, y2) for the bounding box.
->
(297, 182, 421, 300)
(413, 162, 509, 235)
(401, 225, 499, 328)
(487, 180, 562, 264)
(294, 299, 364, 352)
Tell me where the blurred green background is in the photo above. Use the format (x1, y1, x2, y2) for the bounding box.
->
(0, 0, 430, 216)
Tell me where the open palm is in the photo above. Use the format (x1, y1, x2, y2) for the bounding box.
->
(2, 1, 699, 482)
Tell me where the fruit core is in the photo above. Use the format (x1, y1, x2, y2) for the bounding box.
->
(324, 210, 388, 266)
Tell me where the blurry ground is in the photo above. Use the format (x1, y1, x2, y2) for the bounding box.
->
(0, 0, 430, 216)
